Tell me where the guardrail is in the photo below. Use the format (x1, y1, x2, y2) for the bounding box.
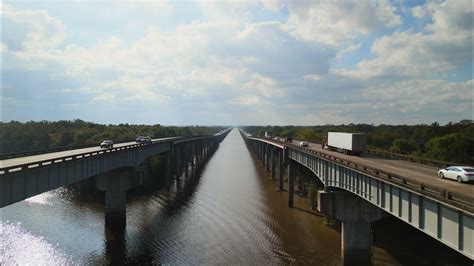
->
(0, 135, 223, 176)
(256, 137, 462, 168)
(247, 136, 474, 213)
(0, 143, 99, 160)
(0, 133, 225, 160)
(364, 149, 461, 168)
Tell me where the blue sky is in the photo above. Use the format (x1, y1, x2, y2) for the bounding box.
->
(1, 0, 472, 125)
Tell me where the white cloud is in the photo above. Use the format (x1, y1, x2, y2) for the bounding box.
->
(2, 1, 471, 125)
(283, 0, 401, 46)
(333, 0, 472, 79)
(1, 3, 65, 51)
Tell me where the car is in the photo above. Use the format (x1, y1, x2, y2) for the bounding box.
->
(285, 137, 293, 143)
(299, 141, 309, 147)
(100, 140, 113, 149)
(438, 166, 474, 183)
(136, 136, 152, 144)
(142, 136, 152, 144)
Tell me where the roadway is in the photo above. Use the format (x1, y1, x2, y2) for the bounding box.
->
(0, 137, 181, 170)
(274, 138, 473, 199)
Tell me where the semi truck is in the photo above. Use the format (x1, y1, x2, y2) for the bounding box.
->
(323, 132, 367, 155)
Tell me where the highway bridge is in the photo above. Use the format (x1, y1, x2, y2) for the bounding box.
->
(240, 130, 473, 264)
(0, 130, 231, 227)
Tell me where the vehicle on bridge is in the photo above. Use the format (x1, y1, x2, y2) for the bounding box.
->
(99, 140, 114, 149)
(285, 137, 293, 143)
(264, 131, 272, 139)
(136, 136, 152, 144)
(323, 132, 366, 155)
(438, 166, 474, 183)
(299, 141, 309, 147)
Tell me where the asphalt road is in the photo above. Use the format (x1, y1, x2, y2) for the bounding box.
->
(0, 137, 181, 169)
(285, 139, 473, 198)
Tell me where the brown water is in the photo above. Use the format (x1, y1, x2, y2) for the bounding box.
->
(1, 129, 470, 265)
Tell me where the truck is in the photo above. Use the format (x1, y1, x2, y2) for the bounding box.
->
(323, 132, 366, 155)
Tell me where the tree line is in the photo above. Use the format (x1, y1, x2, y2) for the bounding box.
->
(0, 120, 226, 154)
(243, 120, 474, 165)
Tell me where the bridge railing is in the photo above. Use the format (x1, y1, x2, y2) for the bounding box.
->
(0, 143, 99, 160)
(247, 136, 473, 213)
(0, 130, 233, 161)
(0, 135, 224, 176)
(254, 136, 462, 168)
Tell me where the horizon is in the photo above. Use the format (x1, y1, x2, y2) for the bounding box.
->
(1, 1, 472, 125)
(1, 118, 471, 127)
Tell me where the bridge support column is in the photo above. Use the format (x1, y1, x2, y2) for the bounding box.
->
(96, 169, 140, 229)
(266, 145, 270, 172)
(271, 147, 276, 179)
(141, 158, 152, 188)
(288, 161, 294, 207)
(278, 150, 284, 191)
(318, 191, 385, 266)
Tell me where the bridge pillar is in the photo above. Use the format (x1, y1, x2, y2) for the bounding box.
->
(141, 158, 152, 188)
(318, 191, 385, 265)
(288, 161, 294, 207)
(271, 147, 276, 179)
(96, 168, 140, 229)
(278, 150, 284, 191)
(266, 145, 270, 172)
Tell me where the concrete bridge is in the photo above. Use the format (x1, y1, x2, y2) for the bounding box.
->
(240, 130, 473, 264)
(0, 129, 231, 227)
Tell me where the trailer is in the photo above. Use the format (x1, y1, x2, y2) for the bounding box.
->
(325, 132, 367, 155)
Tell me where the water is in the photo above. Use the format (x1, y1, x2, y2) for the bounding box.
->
(1, 129, 470, 265)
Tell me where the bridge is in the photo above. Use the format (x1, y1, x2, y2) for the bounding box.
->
(0, 129, 231, 227)
(240, 130, 473, 264)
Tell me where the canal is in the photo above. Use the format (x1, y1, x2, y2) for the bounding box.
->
(1, 129, 470, 265)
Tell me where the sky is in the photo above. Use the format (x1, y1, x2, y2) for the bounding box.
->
(1, 0, 472, 125)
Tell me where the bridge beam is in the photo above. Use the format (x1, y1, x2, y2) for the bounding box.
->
(318, 191, 385, 266)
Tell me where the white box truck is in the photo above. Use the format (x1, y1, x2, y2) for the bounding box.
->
(325, 132, 367, 155)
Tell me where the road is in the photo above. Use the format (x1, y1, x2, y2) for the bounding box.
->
(0, 137, 181, 169)
(284, 139, 473, 199)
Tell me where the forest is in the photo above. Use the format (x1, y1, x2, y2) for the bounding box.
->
(0, 120, 226, 154)
(243, 120, 474, 165)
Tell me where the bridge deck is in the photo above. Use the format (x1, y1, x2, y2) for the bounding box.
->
(0, 137, 180, 170)
(302, 141, 473, 198)
(254, 138, 473, 201)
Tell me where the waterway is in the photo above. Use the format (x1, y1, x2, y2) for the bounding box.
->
(1, 129, 470, 265)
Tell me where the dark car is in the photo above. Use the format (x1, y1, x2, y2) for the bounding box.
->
(100, 140, 113, 149)
(136, 136, 152, 144)
(285, 137, 293, 143)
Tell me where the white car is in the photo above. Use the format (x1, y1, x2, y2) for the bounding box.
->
(438, 166, 474, 183)
(299, 141, 309, 147)
(100, 140, 114, 149)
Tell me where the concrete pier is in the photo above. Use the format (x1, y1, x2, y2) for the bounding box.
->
(288, 161, 294, 207)
(271, 147, 276, 179)
(278, 150, 284, 191)
(318, 191, 385, 265)
(96, 168, 141, 229)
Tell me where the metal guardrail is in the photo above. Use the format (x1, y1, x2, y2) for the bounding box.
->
(0, 143, 99, 160)
(280, 138, 462, 168)
(0, 135, 223, 175)
(0, 130, 233, 161)
(246, 135, 474, 213)
(364, 149, 461, 168)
